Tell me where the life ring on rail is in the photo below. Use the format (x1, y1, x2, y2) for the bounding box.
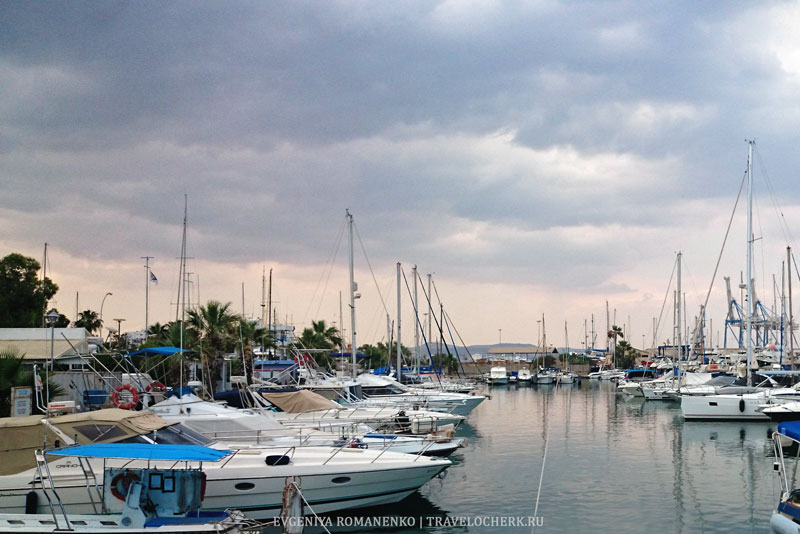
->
(110, 471, 140, 501)
(112, 384, 139, 410)
(145, 381, 166, 393)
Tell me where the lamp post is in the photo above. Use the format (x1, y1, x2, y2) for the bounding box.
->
(100, 292, 112, 321)
(45, 310, 60, 408)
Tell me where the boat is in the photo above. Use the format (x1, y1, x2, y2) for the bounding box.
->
(769, 421, 800, 533)
(487, 367, 508, 385)
(0, 443, 252, 534)
(516, 369, 532, 384)
(354, 374, 486, 415)
(534, 368, 558, 384)
(616, 368, 659, 396)
(0, 409, 451, 520)
(150, 394, 464, 456)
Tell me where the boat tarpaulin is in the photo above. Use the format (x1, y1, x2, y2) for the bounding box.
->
(48, 443, 232, 462)
(778, 421, 800, 442)
(261, 389, 341, 412)
(125, 346, 195, 357)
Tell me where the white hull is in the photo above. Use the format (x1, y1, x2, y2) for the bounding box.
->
(0, 448, 449, 520)
(680, 394, 770, 421)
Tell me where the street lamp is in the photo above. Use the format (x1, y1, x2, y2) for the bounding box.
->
(100, 292, 112, 321)
(44, 310, 60, 408)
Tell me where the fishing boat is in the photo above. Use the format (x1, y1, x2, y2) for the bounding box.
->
(0, 443, 252, 534)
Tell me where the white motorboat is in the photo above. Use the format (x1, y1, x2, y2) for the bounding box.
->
(0, 409, 451, 520)
(516, 369, 532, 384)
(486, 367, 509, 385)
(680, 387, 800, 421)
(355, 374, 486, 415)
(534, 369, 557, 384)
(0, 443, 250, 534)
(151, 394, 464, 456)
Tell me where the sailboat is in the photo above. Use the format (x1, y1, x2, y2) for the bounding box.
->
(680, 141, 800, 420)
(557, 321, 577, 384)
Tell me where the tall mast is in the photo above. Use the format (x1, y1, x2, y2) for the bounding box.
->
(347, 210, 358, 378)
(179, 195, 187, 391)
(427, 274, 433, 348)
(789, 246, 794, 368)
(261, 268, 266, 329)
(142, 256, 153, 337)
(677, 251, 682, 363)
(746, 140, 754, 386)
(396, 262, 402, 381)
(413, 265, 419, 371)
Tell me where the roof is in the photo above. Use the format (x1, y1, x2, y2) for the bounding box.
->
(126, 346, 195, 357)
(48, 443, 232, 462)
(0, 328, 90, 360)
(487, 345, 557, 354)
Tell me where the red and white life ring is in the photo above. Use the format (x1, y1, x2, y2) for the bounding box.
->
(112, 384, 139, 410)
(145, 381, 166, 393)
(110, 471, 140, 501)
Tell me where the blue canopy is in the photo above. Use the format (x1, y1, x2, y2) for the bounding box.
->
(778, 421, 800, 442)
(125, 347, 195, 357)
(47, 443, 232, 462)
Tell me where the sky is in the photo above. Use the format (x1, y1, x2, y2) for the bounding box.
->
(3, 1, 800, 351)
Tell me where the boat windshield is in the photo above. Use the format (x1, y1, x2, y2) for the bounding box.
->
(120, 422, 213, 446)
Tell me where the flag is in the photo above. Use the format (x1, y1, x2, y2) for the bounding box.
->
(150, 270, 158, 284)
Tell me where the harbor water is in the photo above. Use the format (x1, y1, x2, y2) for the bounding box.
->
(303, 381, 780, 533)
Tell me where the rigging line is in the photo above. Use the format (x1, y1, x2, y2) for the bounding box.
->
(443, 308, 487, 375)
(419, 276, 458, 371)
(353, 222, 390, 316)
(652, 255, 678, 348)
(695, 168, 747, 356)
(400, 268, 437, 369)
(442, 310, 468, 378)
(302, 215, 346, 325)
(755, 145, 796, 247)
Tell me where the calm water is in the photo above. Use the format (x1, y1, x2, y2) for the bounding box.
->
(291, 382, 782, 533)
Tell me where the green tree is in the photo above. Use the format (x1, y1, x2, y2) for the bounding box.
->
(608, 324, 624, 366)
(615, 340, 638, 369)
(186, 301, 241, 386)
(0, 253, 58, 327)
(0, 347, 63, 416)
(359, 343, 388, 369)
(74, 309, 102, 334)
(296, 320, 342, 367)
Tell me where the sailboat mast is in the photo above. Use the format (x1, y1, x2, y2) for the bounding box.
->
(347, 210, 357, 378)
(413, 265, 419, 372)
(178, 195, 187, 391)
(396, 262, 402, 381)
(789, 246, 794, 368)
(677, 251, 682, 364)
(746, 140, 754, 386)
(142, 256, 153, 337)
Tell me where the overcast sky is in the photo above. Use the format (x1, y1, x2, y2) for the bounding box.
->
(3, 1, 800, 350)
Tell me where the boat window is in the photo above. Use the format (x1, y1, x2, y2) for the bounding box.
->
(72, 424, 127, 442)
(362, 385, 405, 396)
(134, 424, 213, 446)
(235, 482, 255, 491)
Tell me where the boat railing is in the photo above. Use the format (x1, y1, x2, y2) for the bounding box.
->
(773, 431, 793, 498)
(34, 449, 71, 530)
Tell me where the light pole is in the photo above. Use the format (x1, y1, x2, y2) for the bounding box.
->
(45, 310, 60, 408)
(100, 292, 112, 321)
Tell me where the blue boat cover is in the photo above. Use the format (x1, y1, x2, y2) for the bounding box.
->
(778, 421, 800, 442)
(329, 352, 369, 359)
(47, 443, 233, 462)
(125, 346, 195, 357)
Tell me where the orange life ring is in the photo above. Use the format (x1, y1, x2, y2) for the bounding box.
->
(145, 381, 166, 393)
(110, 471, 140, 501)
(112, 384, 139, 410)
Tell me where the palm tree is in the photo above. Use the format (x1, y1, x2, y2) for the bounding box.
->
(0, 347, 62, 416)
(75, 309, 102, 335)
(186, 300, 241, 387)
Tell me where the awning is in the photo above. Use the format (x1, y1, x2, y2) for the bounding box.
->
(48, 443, 232, 462)
(260, 390, 341, 412)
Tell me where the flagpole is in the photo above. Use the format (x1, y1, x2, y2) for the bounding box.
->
(142, 256, 154, 340)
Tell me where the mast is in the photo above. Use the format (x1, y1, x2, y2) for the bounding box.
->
(347, 210, 358, 378)
(746, 140, 754, 386)
(427, 274, 433, 348)
(413, 265, 419, 372)
(396, 262, 402, 381)
(42, 243, 48, 327)
(142, 256, 153, 337)
(789, 246, 794, 368)
(178, 195, 187, 392)
(677, 251, 682, 364)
